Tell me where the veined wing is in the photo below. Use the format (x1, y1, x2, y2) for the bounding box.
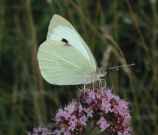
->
(46, 14, 96, 71)
(37, 39, 96, 85)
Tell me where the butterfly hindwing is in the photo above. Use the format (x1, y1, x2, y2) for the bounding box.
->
(38, 39, 95, 85)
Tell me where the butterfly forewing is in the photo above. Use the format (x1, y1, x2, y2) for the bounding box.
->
(47, 15, 96, 71)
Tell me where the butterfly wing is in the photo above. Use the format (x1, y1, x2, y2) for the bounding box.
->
(37, 39, 96, 85)
(47, 14, 96, 71)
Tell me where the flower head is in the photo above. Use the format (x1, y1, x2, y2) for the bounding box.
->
(53, 101, 87, 135)
(28, 127, 51, 135)
(29, 87, 132, 135)
(79, 88, 132, 135)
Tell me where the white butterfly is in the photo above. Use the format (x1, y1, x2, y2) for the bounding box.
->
(37, 14, 103, 85)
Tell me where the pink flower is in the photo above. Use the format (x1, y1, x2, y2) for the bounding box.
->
(79, 115, 87, 126)
(52, 129, 61, 135)
(68, 115, 77, 130)
(117, 100, 129, 114)
(97, 117, 110, 131)
(28, 127, 51, 135)
(53, 101, 87, 134)
(55, 109, 70, 122)
(100, 98, 112, 113)
(118, 127, 132, 135)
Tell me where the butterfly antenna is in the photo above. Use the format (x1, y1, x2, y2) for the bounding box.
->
(107, 63, 135, 71)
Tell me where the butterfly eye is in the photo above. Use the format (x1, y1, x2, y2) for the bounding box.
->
(61, 38, 68, 44)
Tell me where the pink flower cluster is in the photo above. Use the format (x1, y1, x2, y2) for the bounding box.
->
(53, 102, 87, 135)
(28, 88, 132, 135)
(28, 127, 51, 135)
(53, 88, 132, 135)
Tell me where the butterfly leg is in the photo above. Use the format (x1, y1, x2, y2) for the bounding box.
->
(99, 79, 102, 88)
(83, 84, 86, 91)
(102, 78, 106, 88)
(92, 80, 95, 90)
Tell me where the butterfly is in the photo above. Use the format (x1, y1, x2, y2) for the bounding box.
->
(37, 14, 104, 85)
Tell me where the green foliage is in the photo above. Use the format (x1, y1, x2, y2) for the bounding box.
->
(0, 0, 157, 135)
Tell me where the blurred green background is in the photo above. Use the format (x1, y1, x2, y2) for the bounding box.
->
(0, 0, 158, 135)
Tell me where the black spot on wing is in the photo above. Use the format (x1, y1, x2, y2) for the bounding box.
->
(61, 38, 68, 44)
(61, 38, 71, 46)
